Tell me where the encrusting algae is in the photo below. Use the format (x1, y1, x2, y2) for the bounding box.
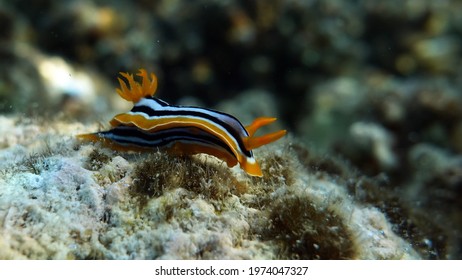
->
(0, 113, 427, 259)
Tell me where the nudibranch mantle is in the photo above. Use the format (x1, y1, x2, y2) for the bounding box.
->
(78, 69, 286, 177)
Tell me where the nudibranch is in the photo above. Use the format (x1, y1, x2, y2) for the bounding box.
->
(78, 69, 286, 177)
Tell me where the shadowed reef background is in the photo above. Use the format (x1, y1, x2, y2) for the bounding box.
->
(0, 0, 461, 259)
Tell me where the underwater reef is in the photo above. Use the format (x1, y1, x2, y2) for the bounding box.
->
(1, 0, 461, 259)
(0, 116, 420, 259)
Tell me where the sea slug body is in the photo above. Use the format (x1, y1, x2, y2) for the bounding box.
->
(78, 69, 286, 177)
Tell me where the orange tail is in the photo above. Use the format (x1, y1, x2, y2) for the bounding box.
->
(76, 133, 101, 142)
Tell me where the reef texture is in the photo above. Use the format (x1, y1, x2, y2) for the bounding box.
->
(0, 116, 420, 259)
(1, 0, 461, 259)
